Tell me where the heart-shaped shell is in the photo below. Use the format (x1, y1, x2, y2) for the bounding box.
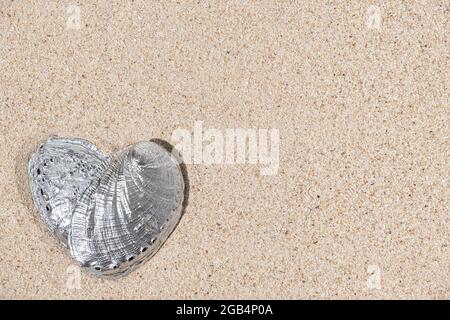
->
(68, 141, 184, 277)
(28, 137, 105, 246)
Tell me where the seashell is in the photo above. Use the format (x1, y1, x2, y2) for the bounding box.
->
(28, 137, 105, 246)
(69, 141, 184, 277)
(28, 137, 185, 277)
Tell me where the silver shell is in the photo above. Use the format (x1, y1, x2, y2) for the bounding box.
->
(69, 141, 184, 277)
(28, 137, 105, 246)
(28, 137, 185, 277)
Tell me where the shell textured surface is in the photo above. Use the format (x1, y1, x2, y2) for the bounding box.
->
(28, 137, 106, 246)
(28, 137, 185, 277)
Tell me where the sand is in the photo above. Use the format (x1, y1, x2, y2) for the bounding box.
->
(0, 1, 448, 299)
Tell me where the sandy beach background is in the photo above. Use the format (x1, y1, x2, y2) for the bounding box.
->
(0, 1, 448, 299)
